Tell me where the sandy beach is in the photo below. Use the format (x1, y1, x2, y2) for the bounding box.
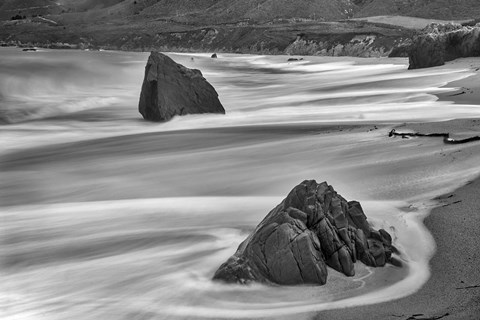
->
(317, 59, 480, 320)
(2, 50, 480, 320)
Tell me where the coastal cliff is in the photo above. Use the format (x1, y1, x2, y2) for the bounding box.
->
(0, 19, 413, 58)
(409, 23, 480, 69)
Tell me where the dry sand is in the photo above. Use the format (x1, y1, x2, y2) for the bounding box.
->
(315, 59, 480, 319)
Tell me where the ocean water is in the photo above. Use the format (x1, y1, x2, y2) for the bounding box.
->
(1, 48, 480, 320)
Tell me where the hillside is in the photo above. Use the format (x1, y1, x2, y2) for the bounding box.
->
(356, 0, 480, 20)
(0, 0, 357, 23)
(3, 0, 480, 23)
(57, 0, 125, 11)
(0, 0, 478, 57)
(0, 0, 64, 19)
(349, 15, 472, 30)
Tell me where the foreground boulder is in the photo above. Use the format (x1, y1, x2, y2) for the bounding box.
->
(138, 52, 225, 121)
(409, 23, 480, 69)
(213, 180, 398, 285)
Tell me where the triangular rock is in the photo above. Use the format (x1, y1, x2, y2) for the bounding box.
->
(139, 52, 225, 121)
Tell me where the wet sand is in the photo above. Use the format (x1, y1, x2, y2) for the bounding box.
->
(317, 59, 480, 320)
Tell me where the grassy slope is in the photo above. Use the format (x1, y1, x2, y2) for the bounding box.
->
(56, 0, 125, 11)
(0, 0, 63, 19)
(3, 0, 480, 22)
(349, 15, 473, 30)
(356, 0, 480, 20)
(1, 0, 356, 23)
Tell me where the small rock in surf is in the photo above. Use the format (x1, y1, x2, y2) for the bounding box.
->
(213, 180, 399, 285)
(138, 52, 225, 122)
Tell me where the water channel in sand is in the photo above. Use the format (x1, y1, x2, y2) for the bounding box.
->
(1, 48, 480, 319)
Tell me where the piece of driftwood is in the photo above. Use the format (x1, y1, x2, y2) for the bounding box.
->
(388, 129, 480, 144)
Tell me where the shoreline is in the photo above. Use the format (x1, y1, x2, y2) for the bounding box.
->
(316, 58, 480, 320)
(1, 42, 400, 58)
(316, 176, 480, 320)
(437, 58, 480, 105)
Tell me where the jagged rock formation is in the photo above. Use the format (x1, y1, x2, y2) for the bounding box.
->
(213, 180, 398, 285)
(138, 52, 225, 122)
(285, 34, 390, 58)
(388, 38, 412, 57)
(409, 23, 480, 69)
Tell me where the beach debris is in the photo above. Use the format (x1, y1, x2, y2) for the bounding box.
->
(138, 52, 225, 121)
(213, 180, 399, 286)
(442, 200, 462, 207)
(405, 312, 450, 320)
(455, 284, 480, 290)
(388, 129, 480, 144)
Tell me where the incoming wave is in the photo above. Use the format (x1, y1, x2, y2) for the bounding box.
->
(0, 197, 431, 320)
(0, 49, 144, 124)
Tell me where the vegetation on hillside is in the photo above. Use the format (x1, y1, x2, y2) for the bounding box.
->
(356, 0, 480, 20)
(0, 0, 477, 56)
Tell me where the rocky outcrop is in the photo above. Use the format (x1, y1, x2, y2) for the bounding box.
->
(138, 52, 225, 121)
(213, 180, 398, 286)
(284, 34, 390, 58)
(409, 23, 480, 69)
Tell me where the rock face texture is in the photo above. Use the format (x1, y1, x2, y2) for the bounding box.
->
(213, 180, 397, 285)
(409, 23, 480, 69)
(138, 52, 225, 121)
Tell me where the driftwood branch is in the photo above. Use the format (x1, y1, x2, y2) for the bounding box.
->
(405, 312, 449, 320)
(389, 129, 480, 144)
(455, 284, 480, 290)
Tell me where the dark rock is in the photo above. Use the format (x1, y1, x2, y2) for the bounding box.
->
(379, 228, 392, 246)
(211, 53, 217, 58)
(138, 52, 225, 122)
(409, 23, 480, 69)
(213, 180, 398, 286)
(408, 33, 445, 69)
(287, 57, 304, 62)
